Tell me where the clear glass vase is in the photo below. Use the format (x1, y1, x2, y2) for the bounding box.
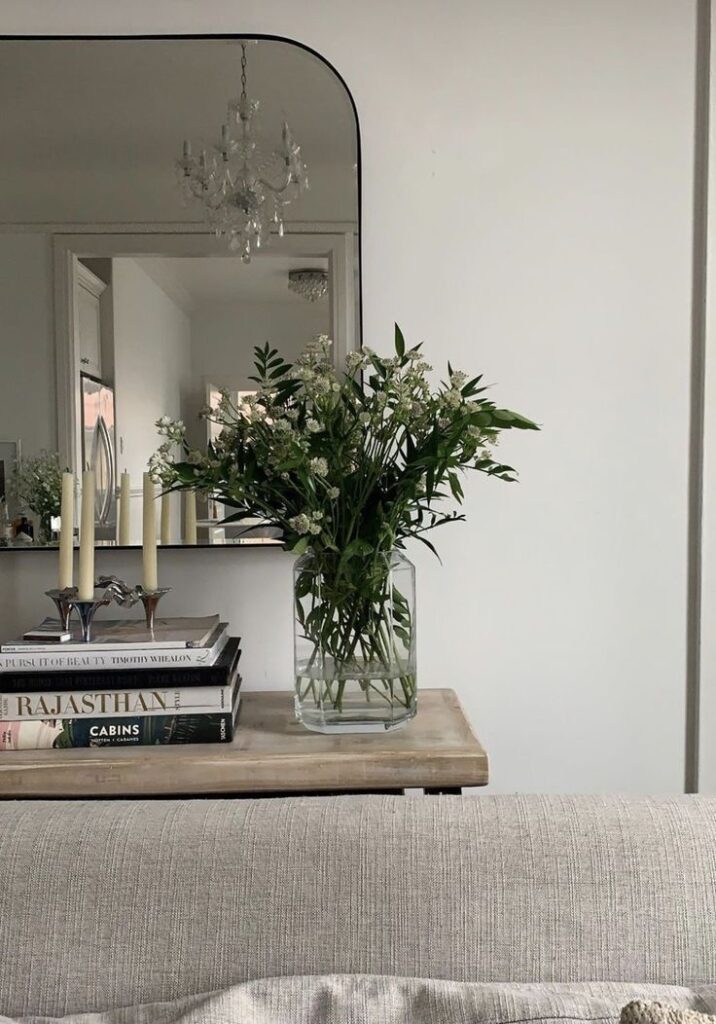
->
(294, 548, 417, 733)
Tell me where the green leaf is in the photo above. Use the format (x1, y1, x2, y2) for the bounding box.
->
(395, 323, 406, 358)
(506, 410, 540, 430)
(412, 534, 443, 563)
(290, 536, 310, 555)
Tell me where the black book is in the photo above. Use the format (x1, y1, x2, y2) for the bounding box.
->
(0, 637, 241, 693)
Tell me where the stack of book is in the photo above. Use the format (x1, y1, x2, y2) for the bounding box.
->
(0, 615, 241, 749)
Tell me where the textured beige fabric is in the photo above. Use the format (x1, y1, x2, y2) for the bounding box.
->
(622, 1001, 716, 1024)
(5, 979, 716, 1024)
(0, 796, 716, 1017)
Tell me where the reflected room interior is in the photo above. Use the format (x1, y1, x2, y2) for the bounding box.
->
(0, 38, 360, 549)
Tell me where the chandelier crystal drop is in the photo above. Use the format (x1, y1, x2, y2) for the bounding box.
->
(175, 42, 308, 262)
(287, 269, 329, 302)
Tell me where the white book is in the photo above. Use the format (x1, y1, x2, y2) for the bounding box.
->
(3, 615, 221, 654)
(0, 682, 235, 721)
(0, 625, 229, 673)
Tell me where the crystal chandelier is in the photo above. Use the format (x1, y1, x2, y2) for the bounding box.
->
(288, 269, 329, 302)
(176, 42, 308, 262)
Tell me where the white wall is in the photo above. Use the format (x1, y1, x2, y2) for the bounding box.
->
(190, 298, 329, 390)
(112, 258, 192, 544)
(0, 160, 355, 227)
(0, 234, 55, 461)
(0, 0, 699, 792)
(187, 298, 328, 447)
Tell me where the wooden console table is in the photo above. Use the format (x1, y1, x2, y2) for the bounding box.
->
(0, 688, 488, 798)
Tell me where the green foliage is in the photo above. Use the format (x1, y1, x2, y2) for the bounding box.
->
(11, 450, 64, 522)
(152, 327, 539, 559)
(153, 328, 538, 704)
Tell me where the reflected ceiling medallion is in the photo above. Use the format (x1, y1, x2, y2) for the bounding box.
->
(288, 269, 329, 302)
(176, 41, 308, 263)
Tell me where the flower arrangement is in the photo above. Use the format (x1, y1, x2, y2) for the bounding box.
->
(153, 327, 538, 729)
(11, 450, 64, 544)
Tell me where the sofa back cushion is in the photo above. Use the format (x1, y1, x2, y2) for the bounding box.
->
(0, 795, 715, 1017)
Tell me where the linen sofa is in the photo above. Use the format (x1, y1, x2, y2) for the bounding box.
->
(0, 794, 715, 1021)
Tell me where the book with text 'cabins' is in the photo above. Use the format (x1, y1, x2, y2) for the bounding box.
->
(2, 615, 222, 654)
(0, 622, 229, 673)
(0, 673, 242, 749)
(0, 637, 241, 693)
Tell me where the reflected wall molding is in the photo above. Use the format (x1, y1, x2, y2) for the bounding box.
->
(0, 220, 358, 235)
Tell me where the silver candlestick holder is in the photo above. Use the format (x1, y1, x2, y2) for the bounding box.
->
(45, 587, 78, 632)
(136, 586, 171, 632)
(67, 587, 114, 643)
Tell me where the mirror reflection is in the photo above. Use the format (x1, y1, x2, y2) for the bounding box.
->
(0, 38, 360, 549)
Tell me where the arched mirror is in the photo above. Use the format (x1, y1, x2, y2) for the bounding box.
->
(0, 36, 360, 549)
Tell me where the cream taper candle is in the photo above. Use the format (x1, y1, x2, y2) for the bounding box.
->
(58, 471, 74, 590)
(184, 489, 197, 546)
(118, 471, 131, 546)
(160, 490, 171, 545)
(77, 470, 95, 600)
(142, 473, 158, 592)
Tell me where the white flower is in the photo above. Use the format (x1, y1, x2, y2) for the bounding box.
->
(308, 522, 322, 535)
(288, 513, 311, 535)
(186, 450, 204, 465)
(328, 486, 340, 499)
(306, 419, 321, 433)
(359, 412, 371, 426)
(345, 351, 365, 373)
(310, 457, 329, 477)
(443, 388, 463, 409)
(450, 370, 468, 389)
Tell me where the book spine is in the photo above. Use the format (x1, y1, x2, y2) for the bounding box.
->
(0, 661, 234, 692)
(0, 709, 236, 748)
(0, 644, 224, 673)
(0, 684, 233, 721)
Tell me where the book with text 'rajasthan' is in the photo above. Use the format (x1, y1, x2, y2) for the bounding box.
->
(0, 681, 234, 721)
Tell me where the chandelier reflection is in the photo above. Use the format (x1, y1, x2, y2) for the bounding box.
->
(288, 269, 329, 302)
(176, 42, 308, 262)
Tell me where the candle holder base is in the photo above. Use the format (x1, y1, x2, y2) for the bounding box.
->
(137, 587, 171, 632)
(68, 589, 113, 643)
(45, 587, 78, 632)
